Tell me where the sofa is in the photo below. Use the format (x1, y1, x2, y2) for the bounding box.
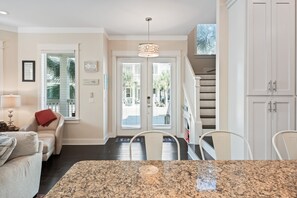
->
(0, 132, 42, 198)
(20, 112, 64, 161)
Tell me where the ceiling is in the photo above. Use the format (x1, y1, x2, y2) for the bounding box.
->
(0, 0, 216, 36)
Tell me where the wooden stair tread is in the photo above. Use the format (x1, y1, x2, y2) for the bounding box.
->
(202, 125, 216, 129)
(200, 107, 215, 109)
(196, 73, 216, 75)
(200, 99, 215, 101)
(201, 115, 216, 118)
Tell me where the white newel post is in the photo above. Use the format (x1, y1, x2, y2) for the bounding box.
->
(193, 76, 203, 144)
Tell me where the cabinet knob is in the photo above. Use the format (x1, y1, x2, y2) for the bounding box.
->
(273, 81, 277, 92)
(268, 81, 272, 93)
(268, 101, 272, 112)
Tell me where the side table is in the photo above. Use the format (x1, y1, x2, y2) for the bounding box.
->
(8, 126, 20, 131)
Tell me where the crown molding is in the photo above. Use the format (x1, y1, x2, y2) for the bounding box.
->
(109, 35, 188, 41)
(0, 26, 187, 41)
(18, 27, 106, 34)
(0, 24, 18, 32)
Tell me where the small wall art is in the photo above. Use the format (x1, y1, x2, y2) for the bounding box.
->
(22, 60, 35, 82)
(84, 61, 98, 73)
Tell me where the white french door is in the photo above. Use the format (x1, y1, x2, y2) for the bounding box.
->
(116, 57, 176, 136)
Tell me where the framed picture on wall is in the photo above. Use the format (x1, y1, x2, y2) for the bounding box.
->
(22, 60, 35, 82)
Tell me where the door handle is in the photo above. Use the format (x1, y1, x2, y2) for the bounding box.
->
(268, 101, 272, 112)
(147, 96, 151, 107)
(273, 102, 277, 112)
(273, 81, 277, 92)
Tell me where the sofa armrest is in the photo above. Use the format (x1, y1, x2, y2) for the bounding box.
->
(54, 116, 64, 155)
(20, 117, 38, 132)
(2, 132, 39, 160)
(37, 141, 43, 154)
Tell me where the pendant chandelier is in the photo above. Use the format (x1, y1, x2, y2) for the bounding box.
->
(138, 17, 159, 58)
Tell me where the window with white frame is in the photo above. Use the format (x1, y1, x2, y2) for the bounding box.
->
(40, 44, 79, 119)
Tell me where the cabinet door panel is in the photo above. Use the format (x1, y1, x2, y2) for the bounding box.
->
(247, 0, 271, 95)
(247, 97, 272, 160)
(271, 97, 295, 159)
(271, 0, 295, 95)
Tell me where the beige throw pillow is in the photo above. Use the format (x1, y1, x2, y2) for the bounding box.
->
(2, 132, 39, 160)
(0, 134, 17, 166)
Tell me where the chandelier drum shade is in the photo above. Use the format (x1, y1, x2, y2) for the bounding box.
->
(138, 17, 159, 58)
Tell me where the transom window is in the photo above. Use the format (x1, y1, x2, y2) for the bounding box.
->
(196, 24, 216, 55)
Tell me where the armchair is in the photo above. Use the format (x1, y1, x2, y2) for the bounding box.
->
(20, 112, 64, 161)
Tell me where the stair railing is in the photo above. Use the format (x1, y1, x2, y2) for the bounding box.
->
(183, 57, 203, 144)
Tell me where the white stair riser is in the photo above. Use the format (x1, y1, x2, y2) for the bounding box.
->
(200, 86, 215, 92)
(201, 109, 215, 115)
(201, 118, 216, 125)
(198, 75, 216, 80)
(200, 93, 215, 99)
(203, 128, 216, 133)
(200, 80, 215, 86)
(201, 100, 215, 107)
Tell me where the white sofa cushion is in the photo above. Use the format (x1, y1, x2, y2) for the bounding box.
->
(38, 133, 55, 154)
(1, 132, 39, 160)
(0, 134, 17, 166)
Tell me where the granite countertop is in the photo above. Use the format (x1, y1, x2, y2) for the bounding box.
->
(45, 160, 297, 198)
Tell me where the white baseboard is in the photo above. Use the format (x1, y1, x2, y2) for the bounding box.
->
(63, 136, 109, 145)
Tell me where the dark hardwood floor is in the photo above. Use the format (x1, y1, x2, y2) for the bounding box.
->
(38, 137, 189, 194)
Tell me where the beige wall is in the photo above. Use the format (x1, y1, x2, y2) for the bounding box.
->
(1, 31, 186, 142)
(0, 30, 18, 94)
(108, 39, 187, 135)
(187, 28, 216, 74)
(17, 33, 107, 144)
(0, 30, 18, 122)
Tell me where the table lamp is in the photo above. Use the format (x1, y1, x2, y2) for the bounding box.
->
(1, 94, 21, 127)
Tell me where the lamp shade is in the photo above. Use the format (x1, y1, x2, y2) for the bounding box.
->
(1, 95, 21, 108)
(138, 43, 159, 57)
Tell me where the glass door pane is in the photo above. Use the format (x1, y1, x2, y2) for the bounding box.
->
(152, 62, 172, 128)
(121, 63, 141, 128)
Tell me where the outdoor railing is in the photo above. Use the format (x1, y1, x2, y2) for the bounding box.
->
(47, 99, 75, 117)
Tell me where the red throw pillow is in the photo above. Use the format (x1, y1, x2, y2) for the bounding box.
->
(35, 109, 57, 127)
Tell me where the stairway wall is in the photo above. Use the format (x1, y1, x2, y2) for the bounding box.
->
(187, 28, 216, 74)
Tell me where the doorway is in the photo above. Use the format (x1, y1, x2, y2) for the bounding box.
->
(116, 57, 176, 136)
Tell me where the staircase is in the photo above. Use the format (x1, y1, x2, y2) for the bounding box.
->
(199, 73, 216, 132)
(185, 72, 216, 160)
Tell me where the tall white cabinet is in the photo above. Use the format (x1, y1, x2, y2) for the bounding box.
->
(247, 0, 295, 96)
(227, 0, 295, 160)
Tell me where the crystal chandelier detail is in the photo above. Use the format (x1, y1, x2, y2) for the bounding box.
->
(138, 17, 159, 58)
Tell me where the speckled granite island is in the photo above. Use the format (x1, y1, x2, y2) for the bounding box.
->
(45, 160, 297, 197)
